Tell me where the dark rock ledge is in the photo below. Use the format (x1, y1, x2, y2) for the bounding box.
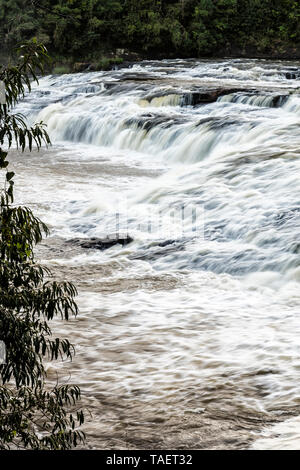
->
(67, 235, 133, 250)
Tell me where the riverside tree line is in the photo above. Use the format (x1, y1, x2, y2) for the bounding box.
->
(0, 0, 300, 61)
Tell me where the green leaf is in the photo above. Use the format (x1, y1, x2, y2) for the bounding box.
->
(6, 171, 14, 181)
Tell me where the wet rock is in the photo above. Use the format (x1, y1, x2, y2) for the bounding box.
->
(283, 68, 300, 79)
(118, 72, 157, 81)
(267, 94, 289, 107)
(103, 82, 152, 96)
(141, 88, 261, 107)
(67, 235, 133, 250)
(130, 239, 187, 261)
(86, 63, 97, 72)
(285, 72, 298, 79)
(73, 62, 91, 73)
(115, 49, 142, 62)
(125, 113, 188, 131)
(181, 88, 246, 105)
(195, 116, 241, 130)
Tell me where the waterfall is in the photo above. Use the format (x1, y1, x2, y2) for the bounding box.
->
(14, 58, 300, 449)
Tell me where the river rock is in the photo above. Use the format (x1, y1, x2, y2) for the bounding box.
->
(141, 88, 257, 107)
(129, 238, 187, 261)
(67, 235, 133, 250)
(283, 67, 300, 79)
(73, 62, 91, 73)
(182, 88, 247, 105)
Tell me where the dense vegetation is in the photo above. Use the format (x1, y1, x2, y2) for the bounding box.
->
(1, 1, 300, 64)
(0, 42, 85, 449)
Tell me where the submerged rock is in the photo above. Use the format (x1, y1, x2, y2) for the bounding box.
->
(67, 235, 133, 250)
(139, 88, 259, 108)
(185, 88, 257, 105)
(285, 72, 300, 79)
(283, 68, 300, 79)
(129, 238, 187, 261)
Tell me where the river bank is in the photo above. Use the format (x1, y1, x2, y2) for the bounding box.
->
(44, 46, 300, 74)
(2, 44, 300, 75)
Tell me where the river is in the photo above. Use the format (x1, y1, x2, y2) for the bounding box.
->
(10, 58, 300, 449)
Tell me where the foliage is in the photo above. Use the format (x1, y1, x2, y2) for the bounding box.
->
(96, 56, 123, 71)
(52, 65, 71, 74)
(0, 42, 85, 449)
(1, 1, 300, 59)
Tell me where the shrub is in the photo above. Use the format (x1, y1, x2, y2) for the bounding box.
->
(0, 42, 85, 450)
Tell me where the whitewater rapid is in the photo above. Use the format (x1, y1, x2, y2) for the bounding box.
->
(11, 58, 300, 449)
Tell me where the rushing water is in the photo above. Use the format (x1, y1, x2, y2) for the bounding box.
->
(11, 58, 300, 449)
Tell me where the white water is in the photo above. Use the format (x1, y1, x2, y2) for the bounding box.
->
(12, 58, 300, 448)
